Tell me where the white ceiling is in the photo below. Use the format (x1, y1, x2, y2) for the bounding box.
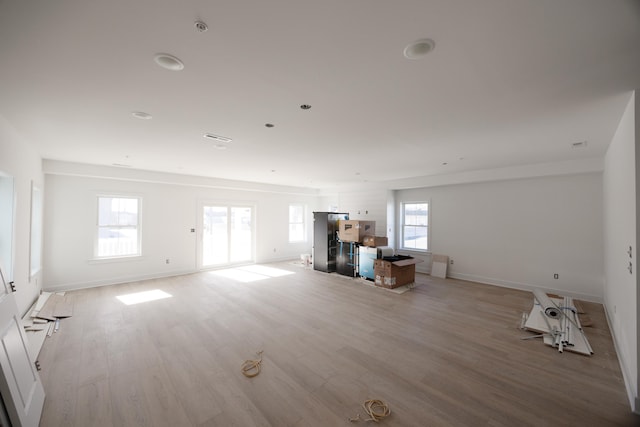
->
(1, 0, 639, 190)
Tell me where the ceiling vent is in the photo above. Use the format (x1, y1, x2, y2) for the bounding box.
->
(571, 141, 588, 148)
(203, 133, 232, 143)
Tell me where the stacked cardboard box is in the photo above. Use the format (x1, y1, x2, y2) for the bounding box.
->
(337, 220, 375, 242)
(361, 235, 388, 247)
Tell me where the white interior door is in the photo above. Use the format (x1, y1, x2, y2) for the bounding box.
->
(0, 266, 45, 427)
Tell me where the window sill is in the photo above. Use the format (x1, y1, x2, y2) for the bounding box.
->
(398, 249, 430, 255)
(89, 255, 144, 265)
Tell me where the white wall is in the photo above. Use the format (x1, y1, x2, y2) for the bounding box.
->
(43, 162, 320, 291)
(396, 173, 604, 301)
(0, 115, 44, 315)
(337, 189, 390, 237)
(603, 91, 637, 411)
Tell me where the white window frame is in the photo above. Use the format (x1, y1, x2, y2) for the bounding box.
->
(400, 201, 429, 252)
(288, 204, 306, 243)
(95, 195, 142, 259)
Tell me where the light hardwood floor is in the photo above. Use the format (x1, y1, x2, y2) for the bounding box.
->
(36, 262, 638, 426)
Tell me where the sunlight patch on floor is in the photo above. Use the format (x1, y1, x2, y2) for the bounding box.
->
(209, 264, 295, 283)
(116, 289, 173, 305)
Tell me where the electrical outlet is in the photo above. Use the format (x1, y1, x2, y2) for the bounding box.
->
(450, 259, 454, 265)
(553, 273, 559, 279)
(165, 259, 170, 264)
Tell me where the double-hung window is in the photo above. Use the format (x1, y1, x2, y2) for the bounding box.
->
(401, 202, 429, 251)
(96, 196, 141, 258)
(288, 204, 305, 242)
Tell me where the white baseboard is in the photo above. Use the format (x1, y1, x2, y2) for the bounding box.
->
(42, 258, 299, 293)
(445, 272, 603, 303)
(43, 268, 196, 292)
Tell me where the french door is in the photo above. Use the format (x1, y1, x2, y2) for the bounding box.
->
(199, 204, 254, 268)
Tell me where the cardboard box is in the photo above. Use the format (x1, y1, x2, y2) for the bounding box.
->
(337, 220, 375, 242)
(373, 256, 423, 288)
(362, 235, 388, 247)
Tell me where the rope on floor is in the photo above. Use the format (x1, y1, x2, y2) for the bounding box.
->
(241, 350, 264, 378)
(363, 399, 391, 422)
(349, 399, 390, 423)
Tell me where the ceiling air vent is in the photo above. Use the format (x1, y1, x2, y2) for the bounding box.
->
(203, 133, 232, 143)
(571, 141, 587, 148)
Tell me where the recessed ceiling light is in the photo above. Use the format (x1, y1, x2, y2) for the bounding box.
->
(403, 38, 435, 59)
(154, 53, 184, 71)
(203, 133, 232, 143)
(131, 111, 152, 120)
(194, 21, 208, 32)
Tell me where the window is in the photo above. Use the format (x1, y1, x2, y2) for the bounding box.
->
(401, 202, 429, 251)
(96, 196, 140, 258)
(289, 204, 305, 242)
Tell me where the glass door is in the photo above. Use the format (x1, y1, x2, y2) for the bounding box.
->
(200, 204, 253, 268)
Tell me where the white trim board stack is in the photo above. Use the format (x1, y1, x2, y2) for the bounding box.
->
(21, 291, 72, 363)
(522, 289, 593, 356)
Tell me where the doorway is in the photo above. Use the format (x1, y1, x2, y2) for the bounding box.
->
(199, 204, 254, 268)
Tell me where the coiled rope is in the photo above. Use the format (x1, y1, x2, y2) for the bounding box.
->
(349, 399, 391, 423)
(241, 350, 263, 378)
(363, 399, 391, 422)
